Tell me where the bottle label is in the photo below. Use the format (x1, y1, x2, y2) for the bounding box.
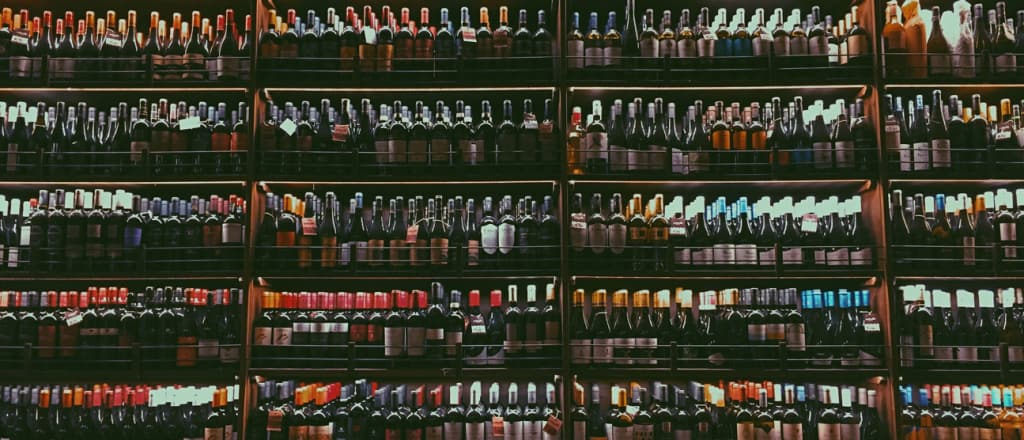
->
(427, 426, 444, 440)
(603, 46, 622, 66)
(678, 39, 696, 58)
(980, 428, 1000, 440)
(808, 35, 828, 56)
(273, 327, 293, 346)
(959, 236, 980, 265)
(445, 330, 463, 356)
(572, 421, 586, 440)
(469, 422, 487, 440)
(994, 54, 1017, 73)
(384, 327, 406, 357)
(219, 345, 240, 363)
(498, 223, 515, 254)
(697, 38, 715, 57)
(406, 327, 426, 356)
(735, 423, 754, 440)
(545, 322, 560, 348)
(847, 34, 868, 58)
(758, 247, 775, 267)
(785, 323, 805, 351)
(712, 244, 735, 265)
(766, 323, 786, 343)
(960, 345, 978, 362)
(482, 224, 499, 255)
(222, 223, 244, 245)
(840, 423, 861, 440)
(592, 337, 614, 363)
(568, 40, 585, 69)
(691, 248, 712, 265)
(1001, 224, 1018, 258)
(339, 241, 351, 266)
(205, 427, 225, 440)
(431, 139, 450, 165)
(912, 142, 931, 171)
(607, 224, 627, 254)
(789, 36, 808, 56)
(672, 148, 687, 175)
(355, 241, 369, 262)
(369, 239, 386, 264)
(588, 132, 609, 164)
(612, 426, 633, 440)
(827, 248, 849, 266)
(408, 139, 429, 164)
(816, 423, 840, 440)
(571, 338, 591, 363)
(585, 45, 604, 67)
(633, 424, 653, 440)
(506, 421, 523, 440)
(609, 143, 628, 172)
(613, 337, 634, 363)
(735, 244, 757, 265)
(931, 138, 951, 168)
(467, 239, 481, 266)
(811, 141, 831, 169)
(198, 338, 219, 359)
(781, 247, 802, 265)
(570, 213, 587, 251)
(444, 422, 465, 440)
(918, 325, 934, 356)
(781, 423, 802, 440)
(588, 223, 608, 254)
(831, 140, 854, 168)
(747, 324, 767, 343)
(850, 247, 872, 266)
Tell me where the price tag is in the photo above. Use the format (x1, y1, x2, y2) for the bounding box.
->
(543, 416, 562, 436)
(10, 29, 30, 47)
(863, 313, 881, 332)
(64, 310, 83, 327)
(103, 29, 124, 48)
(267, 410, 285, 432)
(333, 124, 350, 142)
(460, 29, 477, 43)
(405, 225, 419, 243)
(178, 116, 202, 131)
(279, 119, 297, 136)
(491, 417, 504, 438)
(800, 214, 818, 233)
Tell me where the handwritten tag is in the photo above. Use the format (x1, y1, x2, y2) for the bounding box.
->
(405, 225, 419, 243)
(800, 214, 819, 233)
(267, 410, 284, 432)
(64, 310, 83, 327)
(103, 29, 124, 48)
(279, 119, 297, 136)
(11, 29, 30, 47)
(178, 116, 202, 131)
(863, 313, 881, 332)
(460, 29, 477, 43)
(543, 416, 562, 435)
(491, 416, 504, 438)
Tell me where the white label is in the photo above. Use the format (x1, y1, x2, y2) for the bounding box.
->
(571, 339, 591, 364)
(713, 244, 735, 265)
(899, 143, 913, 172)
(481, 224, 499, 255)
(279, 119, 297, 136)
(570, 214, 587, 251)
(691, 248, 712, 265)
(1001, 223, 1018, 259)
(782, 247, 802, 265)
(913, 142, 931, 170)
(827, 248, 850, 266)
(817, 423, 841, 440)
(759, 248, 776, 267)
(498, 223, 516, 254)
(932, 139, 951, 168)
(850, 247, 872, 266)
(834, 140, 855, 168)
(179, 117, 202, 131)
(588, 133, 609, 164)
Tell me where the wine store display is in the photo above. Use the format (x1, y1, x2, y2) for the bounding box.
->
(569, 192, 873, 272)
(888, 188, 1024, 272)
(0, 383, 239, 440)
(249, 379, 562, 440)
(568, 96, 876, 177)
(0, 286, 242, 369)
(898, 284, 1024, 369)
(258, 97, 559, 176)
(257, 191, 559, 273)
(573, 380, 883, 440)
(898, 383, 1024, 439)
(883, 91, 1023, 176)
(0, 7, 251, 84)
(0, 189, 246, 273)
(257, 6, 555, 82)
(568, 287, 883, 368)
(251, 282, 559, 368)
(0, 99, 250, 177)
(882, 0, 1024, 80)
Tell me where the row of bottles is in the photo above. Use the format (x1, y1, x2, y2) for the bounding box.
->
(256, 191, 559, 272)
(0, 8, 250, 82)
(252, 282, 559, 367)
(0, 99, 250, 176)
(0, 286, 242, 368)
(899, 284, 1024, 368)
(574, 380, 883, 440)
(568, 287, 882, 368)
(259, 6, 553, 72)
(0, 189, 246, 273)
(568, 96, 876, 177)
(568, 193, 873, 272)
(0, 383, 239, 440)
(884, 91, 1023, 175)
(899, 383, 1024, 439)
(567, 4, 871, 70)
(260, 98, 558, 173)
(888, 188, 1024, 270)
(248, 379, 561, 440)
(883, 0, 1024, 79)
